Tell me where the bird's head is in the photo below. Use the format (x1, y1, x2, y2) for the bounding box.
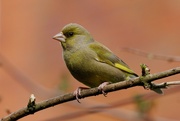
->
(53, 23, 94, 51)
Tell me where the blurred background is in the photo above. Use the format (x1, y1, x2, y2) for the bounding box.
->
(0, 0, 180, 121)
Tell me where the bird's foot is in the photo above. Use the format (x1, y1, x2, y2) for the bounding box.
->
(98, 82, 111, 97)
(73, 87, 89, 103)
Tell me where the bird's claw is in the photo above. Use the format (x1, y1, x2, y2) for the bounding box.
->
(73, 87, 89, 103)
(98, 82, 110, 97)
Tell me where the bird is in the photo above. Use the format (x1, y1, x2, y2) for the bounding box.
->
(53, 23, 138, 102)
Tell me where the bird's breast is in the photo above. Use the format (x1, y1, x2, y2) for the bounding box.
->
(62, 48, 126, 87)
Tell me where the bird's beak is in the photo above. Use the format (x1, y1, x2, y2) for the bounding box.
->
(53, 32, 66, 42)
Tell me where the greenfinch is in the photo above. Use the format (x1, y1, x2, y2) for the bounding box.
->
(53, 23, 138, 99)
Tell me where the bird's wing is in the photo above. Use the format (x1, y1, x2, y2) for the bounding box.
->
(89, 42, 137, 76)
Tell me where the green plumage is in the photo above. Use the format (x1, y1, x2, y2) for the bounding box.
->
(53, 23, 138, 88)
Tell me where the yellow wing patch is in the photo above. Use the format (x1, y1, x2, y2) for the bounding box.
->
(114, 63, 135, 74)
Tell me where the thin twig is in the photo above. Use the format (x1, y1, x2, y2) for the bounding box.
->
(153, 81, 180, 88)
(122, 48, 180, 62)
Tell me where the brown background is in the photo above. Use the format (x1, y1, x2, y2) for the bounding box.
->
(1, 0, 180, 121)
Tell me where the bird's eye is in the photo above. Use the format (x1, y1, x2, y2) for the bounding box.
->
(67, 32, 74, 37)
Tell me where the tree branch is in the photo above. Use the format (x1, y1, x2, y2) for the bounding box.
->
(1, 67, 180, 121)
(44, 85, 180, 121)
